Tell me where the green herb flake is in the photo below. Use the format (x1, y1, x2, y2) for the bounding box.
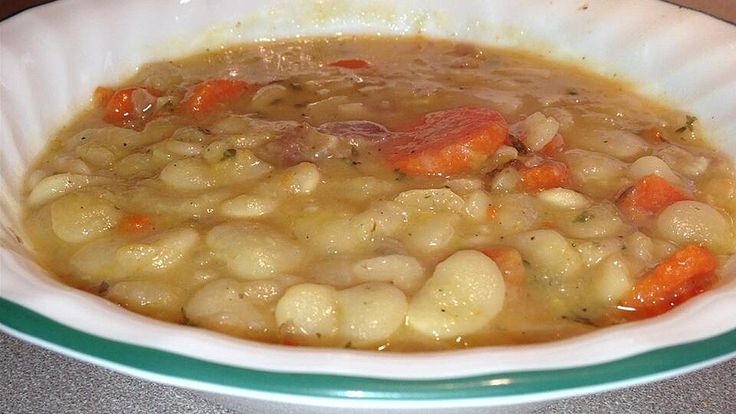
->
(573, 211, 594, 223)
(675, 115, 697, 133)
(222, 148, 237, 160)
(98, 281, 110, 294)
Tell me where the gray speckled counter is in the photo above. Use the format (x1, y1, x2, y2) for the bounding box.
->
(1, 332, 734, 413)
(2, 1, 735, 414)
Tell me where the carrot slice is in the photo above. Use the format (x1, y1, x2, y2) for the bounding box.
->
(94, 86, 115, 106)
(519, 160, 570, 191)
(539, 133, 565, 157)
(328, 59, 370, 69)
(382, 107, 507, 176)
(480, 246, 526, 287)
(619, 245, 718, 319)
(179, 79, 249, 116)
(617, 174, 689, 223)
(118, 214, 154, 234)
(103, 87, 161, 127)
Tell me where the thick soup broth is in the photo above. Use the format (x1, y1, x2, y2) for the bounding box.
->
(22, 37, 736, 351)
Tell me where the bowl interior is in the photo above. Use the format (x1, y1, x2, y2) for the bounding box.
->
(1, 0, 735, 406)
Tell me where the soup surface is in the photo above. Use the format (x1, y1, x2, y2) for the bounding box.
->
(22, 37, 736, 351)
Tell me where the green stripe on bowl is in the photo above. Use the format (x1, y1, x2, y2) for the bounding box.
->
(1, 297, 734, 401)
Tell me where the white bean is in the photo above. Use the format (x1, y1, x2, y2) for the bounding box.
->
(276, 162, 320, 194)
(162, 140, 206, 157)
(445, 178, 483, 194)
(66, 159, 92, 175)
(557, 204, 629, 239)
(299, 126, 351, 161)
(510, 229, 583, 279)
(656, 201, 734, 254)
(306, 96, 350, 119)
(395, 188, 464, 213)
(488, 167, 520, 192)
(354, 200, 406, 238)
(294, 213, 364, 255)
(580, 130, 650, 161)
(337, 282, 408, 346)
(657, 145, 710, 177)
(184, 278, 272, 338)
(352, 254, 426, 293)
(487, 193, 540, 234)
(171, 126, 210, 143)
(593, 254, 632, 304)
(464, 190, 492, 221)
(562, 149, 628, 198)
(76, 145, 115, 168)
(206, 223, 303, 279)
(160, 158, 214, 190)
(628, 155, 680, 184)
(27, 173, 109, 207)
(522, 112, 559, 151)
(574, 237, 624, 268)
(407, 250, 505, 339)
(219, 194, 278, 218)
(203, 141, 234, 164)
(485, 145, 518, 171)
(622, 231, 656, 265)
(325, 176, 401, 203)
(536, 188, 591, 209)
(70, 126, 142, 155)
(69, 238, 126, 282)
(275, 283, 339, 343)
(237, 275, 303, 305)
(116, 228, 200, 275)
(106, 280, 185, 321)
(141, 118, 178, 145)
(114, 153, 161, 178)
(250, 84, 288, 111)
(50, 193, 122, 243)
(402, 212, 459, 255)
(212, 148, 273, 185)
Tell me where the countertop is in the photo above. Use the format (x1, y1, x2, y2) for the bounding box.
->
(1, 1, 735, 413)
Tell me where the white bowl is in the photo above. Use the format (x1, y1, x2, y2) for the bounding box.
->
(1, 0, 735, 410)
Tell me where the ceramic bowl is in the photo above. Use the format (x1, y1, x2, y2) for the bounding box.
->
(1, 0, 735, 410)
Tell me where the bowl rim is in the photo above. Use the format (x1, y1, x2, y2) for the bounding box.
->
(1, 0, 735, 407)
(2, 298, 735, 407)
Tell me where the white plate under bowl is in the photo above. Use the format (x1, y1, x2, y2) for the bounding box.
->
(1, 0, 735, 410)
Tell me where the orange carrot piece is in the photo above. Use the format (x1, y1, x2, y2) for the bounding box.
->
(179, 79, 249, 116)
(118, 214, 154, 234)
(617, 174, 689, 222)
(328, 59, 370, 69)
(480, 246, 527, 286)
(519, 160, 570, 191)
(94, 86, 115, 106)
(539, 133, 565, 157)
(103, 86, 161, 127)
(485, 206, 497, 220)
(619, 245, 718, 319)
(640, 126, 665, 144)
(382, 106, 508, 176)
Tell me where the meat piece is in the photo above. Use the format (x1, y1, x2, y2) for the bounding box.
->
(261, 120, 393, 167)
(318, 120, 393, 147)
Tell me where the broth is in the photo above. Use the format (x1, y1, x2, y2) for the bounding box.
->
(22, 36, 736, 351)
